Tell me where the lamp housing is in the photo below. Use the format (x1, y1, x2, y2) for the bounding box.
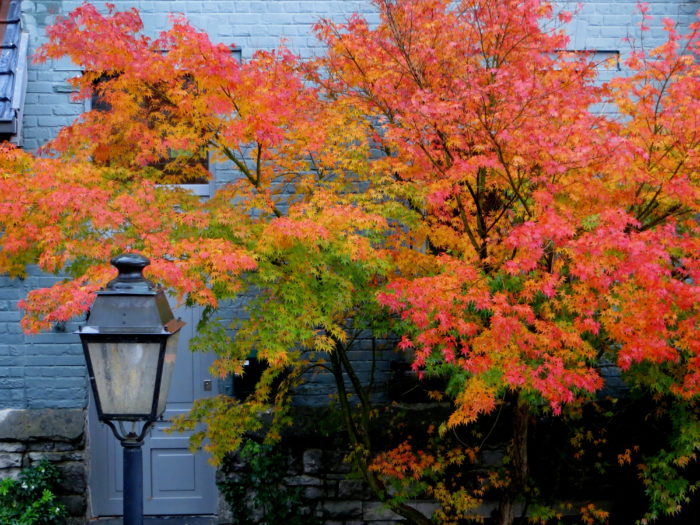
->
(78, 254, 184, 423)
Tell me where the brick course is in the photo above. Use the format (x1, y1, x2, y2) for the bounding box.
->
(0, 270, 84, 410)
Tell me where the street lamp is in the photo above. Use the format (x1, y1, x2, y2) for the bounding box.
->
(78, 253, 184, 525)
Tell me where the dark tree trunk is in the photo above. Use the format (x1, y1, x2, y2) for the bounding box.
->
(329, 343, 433, 525)
(495, 391, 530, 525)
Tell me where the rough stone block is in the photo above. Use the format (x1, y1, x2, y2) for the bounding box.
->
(322, 500, 363, 519)
(56, 461, 86, 494)
(327, 450, 352, 473)
(363, 501, 400, 521)
(323, 483, 337, 499)
(303, 485, 324, 499)
(411, 500, 440, 518)
(58, 494, 86, 516)
(0, 442, 25, 452)
(218, 471, 243, 484)
(27, 440, 83, 453)
(338, 478, 372, 499)
(364, 501, 436, 521)
(0, 452, 22, 469)
(285, 474, 323, 486)
(0, 467, 21, 480)
(28, 451, 84, 463)
(0, 409, 84, 441)
(303, 448, 323, 473)
(218, 494, 234, 524)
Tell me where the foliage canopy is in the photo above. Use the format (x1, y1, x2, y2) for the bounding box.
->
(1, 1, 698, 523)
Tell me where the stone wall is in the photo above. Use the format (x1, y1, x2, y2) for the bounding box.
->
(218, 445, 438, 525)
(293, 448, 437, 524)
(0, 408, 87, 525)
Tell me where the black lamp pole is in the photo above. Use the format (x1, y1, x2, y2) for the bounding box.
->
(123, 439, 144, 525)
(78, 254, 184, 525)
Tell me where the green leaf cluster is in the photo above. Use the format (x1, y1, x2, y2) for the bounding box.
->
(0, 461, 66, 525)
(639, 404, 700, 523)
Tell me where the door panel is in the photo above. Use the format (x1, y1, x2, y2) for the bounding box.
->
(88, 306, 218, 516)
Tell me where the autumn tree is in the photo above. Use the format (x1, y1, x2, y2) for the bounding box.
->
(0, 2, 427, 523)
(316, 0, 700, 522)
(0, 1, 698, 524)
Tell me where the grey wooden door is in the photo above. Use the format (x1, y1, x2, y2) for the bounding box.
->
(88, 305, 218, 516)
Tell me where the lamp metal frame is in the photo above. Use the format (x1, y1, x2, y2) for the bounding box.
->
(76, 253, 184, 525)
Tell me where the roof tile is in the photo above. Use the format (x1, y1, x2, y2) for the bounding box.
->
(0, 0, 26, 133)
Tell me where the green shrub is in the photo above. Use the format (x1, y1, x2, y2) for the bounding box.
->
(0, 460, 66, 525)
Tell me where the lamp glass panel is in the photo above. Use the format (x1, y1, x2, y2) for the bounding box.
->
(88, 340, 162, 417)
(155, 332, 180, 416)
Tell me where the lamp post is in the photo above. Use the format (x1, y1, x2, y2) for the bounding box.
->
(77, 253, 184, 525)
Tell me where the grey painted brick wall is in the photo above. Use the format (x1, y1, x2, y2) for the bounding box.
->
(1, 0, 697, 410)
(8, 0, 382, 411)
(18, 1, 699, 150)
(564, 0, 697, 49)
(20, 0, 379, 150)
(0, 267, 85, 409)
